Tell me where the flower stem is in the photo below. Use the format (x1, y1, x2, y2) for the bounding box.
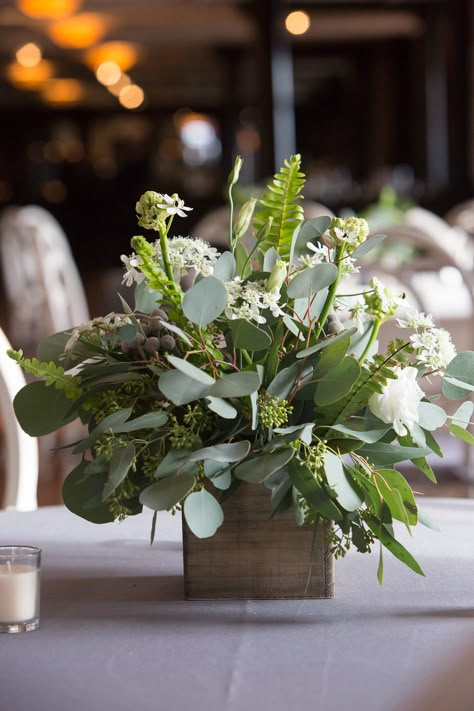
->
(159, 223, 175, 284)
(358, 320, 381, 363)
(313, 245, 344, 342)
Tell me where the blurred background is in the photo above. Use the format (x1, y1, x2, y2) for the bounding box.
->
(0, 0, 473, 505)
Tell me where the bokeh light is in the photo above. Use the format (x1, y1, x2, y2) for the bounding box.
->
(118, 84, 144, 110)
(95, 61, 122, 87)
(285, 11, 311, 36)
(15, 43, 42, 68)
(17, 0, 81, 20)
(47, 13, 109, 49)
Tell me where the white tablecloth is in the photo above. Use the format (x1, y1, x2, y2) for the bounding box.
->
(1, 501, 474, 711)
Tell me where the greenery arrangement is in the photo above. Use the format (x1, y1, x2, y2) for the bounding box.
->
(10, 154, 474, 583)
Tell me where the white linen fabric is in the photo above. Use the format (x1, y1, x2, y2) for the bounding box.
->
(0, 501, 473, 711)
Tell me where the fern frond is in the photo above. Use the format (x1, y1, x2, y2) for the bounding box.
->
(7, 349, 82, 399)
(253, 154, 305, 260)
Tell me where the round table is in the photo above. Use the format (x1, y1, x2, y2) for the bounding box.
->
(1, 500, 474, 711)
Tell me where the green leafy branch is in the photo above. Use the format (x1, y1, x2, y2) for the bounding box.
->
(8, 349, 82, 400)
(253, 154, 305, 260)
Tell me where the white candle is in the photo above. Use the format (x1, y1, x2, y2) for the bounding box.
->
(0, 564, 39, 623)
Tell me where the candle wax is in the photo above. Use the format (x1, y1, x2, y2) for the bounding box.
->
(0, 565, 39, 623)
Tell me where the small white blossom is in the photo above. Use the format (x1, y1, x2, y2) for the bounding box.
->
(350, 300, 369, 332)
(369, 366, 425, 437)
(155, 236, 219, 278)
(64, 313, 132, 353)
(410, 327, 456, 371)
(224, 277, 284, 325)
(397, 309, 434, 330)
(364, 276, 403, 321)
(339, 256, 360, 277)
(156, 193, 193, 218)
(120, 252, 145, 287)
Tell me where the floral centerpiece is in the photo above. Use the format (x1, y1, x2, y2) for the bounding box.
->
(9, 154, 474, 587)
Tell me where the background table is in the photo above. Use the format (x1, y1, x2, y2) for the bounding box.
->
(1, 500, 474, 711)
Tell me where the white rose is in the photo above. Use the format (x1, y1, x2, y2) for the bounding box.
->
(368, 366, 424, 437)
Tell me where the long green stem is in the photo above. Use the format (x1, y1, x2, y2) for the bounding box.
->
(159, 223, 175, 284)
(358, 320, 381, 363)
(313, 246, 344, 341)
(228, 189, 235, 252)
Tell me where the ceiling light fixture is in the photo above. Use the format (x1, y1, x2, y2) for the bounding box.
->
(285, 10, 311, 36)
(85, 42, 139, 72)
(47, 13, 109, 49)
(119, 84, 144, 110)
(5, 60, 54, 90)
(15, 43, 42, 68)
(17, 0, 81, 20)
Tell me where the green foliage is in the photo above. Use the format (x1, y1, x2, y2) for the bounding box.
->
(8, 349, 81, 399)
(253, 154, 305, 259)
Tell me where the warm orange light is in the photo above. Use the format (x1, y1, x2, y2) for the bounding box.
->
(85, 42, 138, 72)
(95, 61, 122, 86)
(17, 0, 81, 20)
(285, 10, 311, 35)
(15, 42, 42, 68)
(47, 13, 109, 49)
(41, 79, 84, 104)
(119, 84, 144, 110)
(5, 60, 54, 89)
(107, 72, 131, 97)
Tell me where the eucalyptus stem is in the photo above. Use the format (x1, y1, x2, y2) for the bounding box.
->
(359, 320, 381, 363)
(313, 245, 344, 341)
(159, 222, 175, 284)
(241, 349, 253, 366)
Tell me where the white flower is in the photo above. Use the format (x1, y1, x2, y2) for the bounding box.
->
(339, 256, 360, 277)
(224, 277, 284, 325)
(156, 193, 193, 218)
(397, 309, 434, 330)
(120, 253, 145, 287)
(410, 327, 456, 371)
(364, 276, 403, 321)
(369, 366, 425, 437)
(350, 300, 369, 332)
(155, 236, 219, 278)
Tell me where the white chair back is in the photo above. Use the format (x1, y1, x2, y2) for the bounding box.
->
(0, 205, 89, 349)
(0, 327, 38, 511)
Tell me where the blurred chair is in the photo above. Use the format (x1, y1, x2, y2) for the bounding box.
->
(0, 327, 38, 511)
(445, 198, 474, 238)
(0, 204, 89, 353)
(0, 205, 89, 504)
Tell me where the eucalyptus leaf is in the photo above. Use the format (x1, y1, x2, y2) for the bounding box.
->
(167, 355, 216, 385)
(296, 327, 357, 359)
(72, 407, 133, 454)
(365, 515, 425, 576)
(350, 233, 386, 259)
(263, 247, 280, 271)
(314, 357, 360, 406)
(358, 443, 431, 465)
(448, 424, 474, 445)
(234, 448, 294, 483)
(159, 370, 212, 406)
(113, 410, 168, 433)
(158, 320, 193, 347)
(209, 371, 260, 398)
(451, 401, 474, 429)
(103, 444, 136, 500)
(273, 423, 314, 445)
(229, 320, 272, 351)
(14, 380, 78, 437)
(294, 289, 328, 326)
(155, 449, 198, 478)
(203, 461, 232, 490)
(288, 458, 342, 520)
(62, 461, 115, 524)
(186, 441, 250, 462)
(213, 251, 236, 281)
(329, 424, 388, 444)
(418, 402, 447, 431)
(376, 468, 417, 526)
(315, 336, 351, 373)
(417, 507, 441, 532)
(140, 474, 196, 511)
(183, 490, 224, 538)
(134, 281, 160, 313)
(324, 451, 362, 511)
(206, 396, 238, 419)
(182, 275, 228, 326)
(291, 216, 331, 262)
(442, 352, 474, 399)
(287, 263, 338, 299)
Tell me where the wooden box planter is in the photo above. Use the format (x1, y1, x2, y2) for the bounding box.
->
(182, 483, 335, 600)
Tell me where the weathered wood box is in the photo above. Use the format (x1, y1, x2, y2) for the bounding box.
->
(182, 483, 335, 600)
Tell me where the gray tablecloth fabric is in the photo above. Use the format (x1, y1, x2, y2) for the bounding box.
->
(0, 500, 474, 711)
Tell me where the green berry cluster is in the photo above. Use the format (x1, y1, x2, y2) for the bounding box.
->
(304, 440, 327, 476)
(94, 432, 133, 461)
(107, 478, 140, 521)
(258, 392, 293, 428)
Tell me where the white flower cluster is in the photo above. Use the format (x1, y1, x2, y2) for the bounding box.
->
(297, 242, 359, 277)
(64, 313, 132, 353)
(224, 277, 284, 325)
(155, 236, 220, 278)
(136, 191, 192, 230)
(398, 308, 456, 371)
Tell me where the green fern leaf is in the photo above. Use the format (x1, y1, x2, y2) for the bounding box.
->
(253, 154, 305, 260)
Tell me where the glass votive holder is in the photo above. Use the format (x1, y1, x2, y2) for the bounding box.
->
(0, 546, 41, 633)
